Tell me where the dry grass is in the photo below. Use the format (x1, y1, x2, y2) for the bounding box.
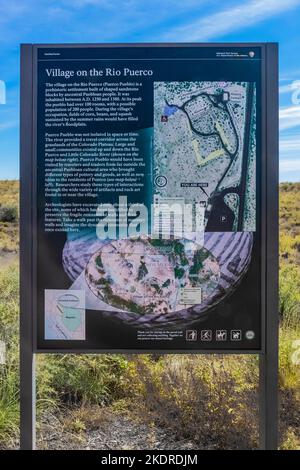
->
(0, 181, 19, 255)
(0, 181, 299, 449)
(0, 223, 18, 254)
(0, 180, 18, 207)
(62, 405, 113, 434)
(125, 355, 259, 450)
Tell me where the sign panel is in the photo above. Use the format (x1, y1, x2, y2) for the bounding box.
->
(29, 44, 267, 351)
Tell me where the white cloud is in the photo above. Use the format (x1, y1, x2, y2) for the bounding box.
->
(279, 80, 300, 94)
(279, 106, 300, 130)
(279, 159, 300, 172)
(0, 0, 211, 44)
(280, 136, 300, 152)
(163, 0, 300, 41)
(279, 135, 300, 178)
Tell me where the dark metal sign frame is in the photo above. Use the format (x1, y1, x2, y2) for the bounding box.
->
(20, 43, 278, 450)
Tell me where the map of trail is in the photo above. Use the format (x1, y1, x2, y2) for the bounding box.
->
(154, 81, 256, 232)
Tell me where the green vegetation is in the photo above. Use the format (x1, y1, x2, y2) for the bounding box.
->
(0, 263, 19, 448)
(189, 248, 209, 276)
(280, 183, 300, 234)
(0, 182, 299, 449)
(150, 282, 161, 293)
(149, 238, 165, 247)
(125, 355, 259, 449)
(278, 182, 300, 449)
(0, 181, 19, 254)
(0, 206, 18, 223)
(137, 260, 148, 280)
(0, 180, 18, 208)
(174, 266, 185, 279)
(279, 264, 300, 329)
(174, 241, 189, 266)
(95, 255, 103, 269)
(174, 241, 184, 255)
(279, 183, 300, 331)
(37, 354, 129, 406)
(102, 283, 143, 315)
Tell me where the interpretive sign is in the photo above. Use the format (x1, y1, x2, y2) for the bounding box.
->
(20, 44, 278, 353)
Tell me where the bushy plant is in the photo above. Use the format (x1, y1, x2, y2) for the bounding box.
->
(0, 263, 19, 447)
(0, 181, 18, 208)
(125, 355, 259, 449)
(279, 182, 300, 236)
(0, 205, 18, 223)
(279, 264, 300, 329)
(36, 354, 129, 406)
(279, 328, 300, 390)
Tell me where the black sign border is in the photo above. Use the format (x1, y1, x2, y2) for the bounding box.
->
(20, 43, 278, 354)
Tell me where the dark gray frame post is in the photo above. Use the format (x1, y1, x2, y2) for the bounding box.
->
(259, 43, 279, 450)
(20, 44, 36, 450)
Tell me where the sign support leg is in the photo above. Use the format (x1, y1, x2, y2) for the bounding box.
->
(20, 43, 36, 450)
(259, 42, 279, 451)
(20, 350, 36, 449)
(259, 351, 278, 450)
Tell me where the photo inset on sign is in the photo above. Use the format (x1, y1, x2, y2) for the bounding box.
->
(45, 290, 85, 340)
(154, 81, 256, 232)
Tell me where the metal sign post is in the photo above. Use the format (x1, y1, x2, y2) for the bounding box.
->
(20, 44, 36, 450)
(20, 43, 279, 451)
(259, 42, 279, 451)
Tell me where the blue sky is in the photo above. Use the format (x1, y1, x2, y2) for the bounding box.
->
(0, 0, 300, 181)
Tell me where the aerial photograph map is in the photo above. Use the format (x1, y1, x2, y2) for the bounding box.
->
(154, 81, 256, 232)
(85, 237, 220, 315)
(55, 80, 258, 332)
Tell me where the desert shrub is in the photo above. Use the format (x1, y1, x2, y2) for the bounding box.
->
(0, 205, 18, 223)
(0, 181, 18, 208)
(279, 328, 300, 390)
(279, 182, 300, 236)
(280, 428, 300, 450)
(0, 263, 19, 447)
(126, 355, 259, 449)
(0, 182, 19, 252)
(280, 234, 300, 263)
(280, 182, 300, 193)
(279, 264, 300, 329)
(0, 230, 18, 252)
(37, 354, 129, 406)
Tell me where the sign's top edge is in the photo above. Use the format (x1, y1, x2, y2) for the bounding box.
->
(30, 43, 268, 61)
(21, 42, 277, 48)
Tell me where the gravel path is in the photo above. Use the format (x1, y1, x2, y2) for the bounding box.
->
(37, 411, 197, 451)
